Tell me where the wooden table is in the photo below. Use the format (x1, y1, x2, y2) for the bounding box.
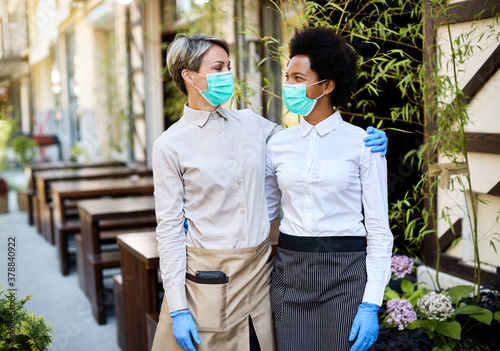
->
(36, 166, 152, 244)
(51, 177, 155, 275)
(117, 232, 159, 351)
(26, 161, 125, 226)
(77, 195, 156, 325)
(115, 221, 281, 350)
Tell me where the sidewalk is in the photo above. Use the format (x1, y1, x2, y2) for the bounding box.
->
(0, 191, 120, 351)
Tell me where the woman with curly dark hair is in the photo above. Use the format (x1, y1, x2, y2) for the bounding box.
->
(265, 27, 393, 351)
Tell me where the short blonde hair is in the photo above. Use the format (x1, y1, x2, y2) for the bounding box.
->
(166, 33, 230, 96)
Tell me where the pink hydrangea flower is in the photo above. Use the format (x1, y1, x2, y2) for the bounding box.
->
(391, 255, 414, 278)
(417, 291, 454, 321)
(386, 299, 417, 330)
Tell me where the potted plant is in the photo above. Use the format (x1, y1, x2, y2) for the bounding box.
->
(69, 143, 88, 163)
(0, 286, 53, 350)
(10, 135, 39, 211)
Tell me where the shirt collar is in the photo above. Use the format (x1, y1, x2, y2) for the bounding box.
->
(182, 103, 228, 127)
(299, 111, 343, 137)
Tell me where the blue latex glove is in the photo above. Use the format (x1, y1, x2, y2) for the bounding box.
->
(349, 302, 380, 351)
(170, 310, 201, 351)
(364, 126, 388, 157)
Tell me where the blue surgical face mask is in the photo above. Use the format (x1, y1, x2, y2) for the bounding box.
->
(192, 71, 234, 106)
(282, 79, 327, 116)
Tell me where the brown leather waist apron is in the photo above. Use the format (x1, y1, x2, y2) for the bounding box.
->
(152, 238, 276, 351)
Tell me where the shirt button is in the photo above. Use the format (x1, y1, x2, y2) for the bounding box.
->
(237, 180, 242, 185)
(229, 154, 234, 160)
(240, 209, 246, 214)
(218, 130, 222, 134)
(242, 236, 247, 241)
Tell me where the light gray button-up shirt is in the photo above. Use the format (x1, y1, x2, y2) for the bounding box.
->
(153, 103, 280, 312)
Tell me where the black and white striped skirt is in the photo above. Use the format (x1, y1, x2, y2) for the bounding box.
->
(271, 233, 367, 351)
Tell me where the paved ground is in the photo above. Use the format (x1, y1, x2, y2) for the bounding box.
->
(0, 190, 120, 351)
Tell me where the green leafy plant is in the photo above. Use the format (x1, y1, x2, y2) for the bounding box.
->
(382, 256, 496, 350)
(388, 0, 500, 298)
(0, 287, 53, 350)
(69, 144, 88, 163)
(10, 135, 38, 169)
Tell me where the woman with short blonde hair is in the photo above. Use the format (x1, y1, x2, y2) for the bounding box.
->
(152, 32, 279, 351)
(167, 33, 230, 96)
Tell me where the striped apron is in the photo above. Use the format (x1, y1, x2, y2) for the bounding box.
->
(152, 238, 276, 351)
(271, 233, 367, 351)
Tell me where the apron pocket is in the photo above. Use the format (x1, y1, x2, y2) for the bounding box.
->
(186, 273, 229, 333)
(271, 269, 285, 323)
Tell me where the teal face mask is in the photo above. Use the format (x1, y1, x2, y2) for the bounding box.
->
(282, 79, 326, 116)
(193, 71, 234, 106)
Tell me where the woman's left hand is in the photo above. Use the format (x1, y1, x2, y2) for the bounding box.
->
(348, 302, 380, 351)
(364, 127, 388, 157)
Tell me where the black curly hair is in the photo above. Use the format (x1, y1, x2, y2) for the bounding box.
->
(289, 26, 358, 107)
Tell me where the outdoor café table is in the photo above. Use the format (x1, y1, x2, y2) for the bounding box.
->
(51, 177, 154, 275)
(77, 195, 156, 325)
(35, 166, 152, 244)
(26, 160, 125, 227)
(115, 221, 282, 350)
(117, 231, 159, 351)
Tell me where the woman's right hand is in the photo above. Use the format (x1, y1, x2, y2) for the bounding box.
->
(170, 309, 201, 351)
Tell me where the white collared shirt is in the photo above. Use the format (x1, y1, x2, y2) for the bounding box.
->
(153, 104, 280, 312)
(265, 111, 393, 306)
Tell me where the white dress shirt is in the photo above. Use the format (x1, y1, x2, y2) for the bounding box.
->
(153, 104, 280, 312)
(265, 111, 393, 306)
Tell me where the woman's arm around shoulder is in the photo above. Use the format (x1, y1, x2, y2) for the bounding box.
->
(243, 109, 284, 142)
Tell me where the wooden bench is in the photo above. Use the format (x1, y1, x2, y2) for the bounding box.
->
(35, 166, 152, 244)
(77, 219, 157, 295)
(51, 177, 154, 275)
(56, 215, 156, 276)
(55, 220, 81, 275)
(78, 196, 156, 325)
(26, 161, 126, 227)
(113, 274, 126, 351)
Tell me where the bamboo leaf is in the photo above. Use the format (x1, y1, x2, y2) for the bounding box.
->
(257, 57, 270, 67)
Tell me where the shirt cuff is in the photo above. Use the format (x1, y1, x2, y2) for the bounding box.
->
(362, 282, 385, 307)
(164, 286, 188, 313)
